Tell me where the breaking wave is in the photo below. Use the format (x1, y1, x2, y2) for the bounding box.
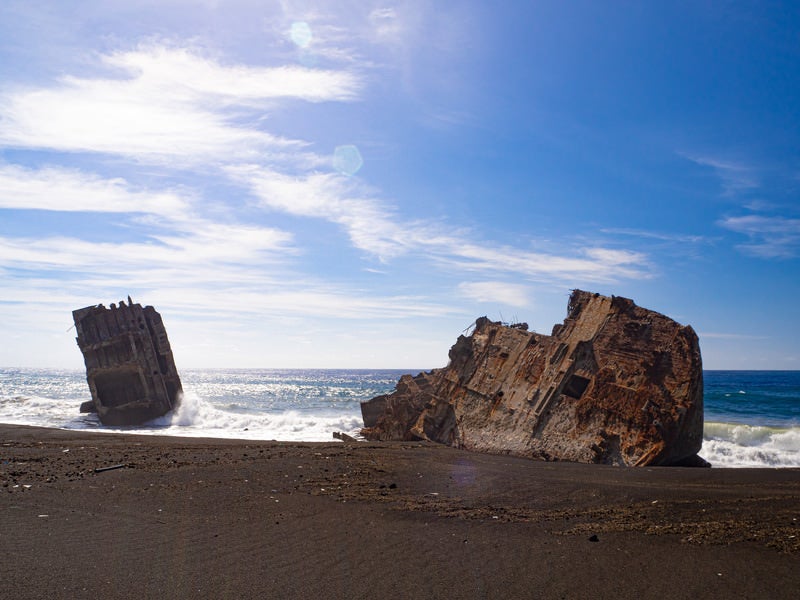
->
(145, 391, 364, 441)
(701, 422, 800, 468)
(0, 368, 396, 442)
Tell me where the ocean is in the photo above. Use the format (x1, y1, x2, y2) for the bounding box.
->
(1, 368, 798, 468)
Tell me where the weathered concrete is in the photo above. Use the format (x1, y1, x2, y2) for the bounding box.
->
(72, 298, 182, 426)
(362, 290, 705, 466)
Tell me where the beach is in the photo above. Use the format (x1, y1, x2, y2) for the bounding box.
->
(2, 424, 798, 599)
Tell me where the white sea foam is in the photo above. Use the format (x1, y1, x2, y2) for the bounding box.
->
(143, 391, 364, 441)
(0, 394, 88, 429)
(701, 422, 800, 468)
(0, 390, 364, 442)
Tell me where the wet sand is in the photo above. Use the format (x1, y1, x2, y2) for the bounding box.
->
(2, 424, 798, 599)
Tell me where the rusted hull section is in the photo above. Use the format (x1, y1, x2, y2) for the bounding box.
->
(72, 298, 182, 426)
(361, 290, 705, 467)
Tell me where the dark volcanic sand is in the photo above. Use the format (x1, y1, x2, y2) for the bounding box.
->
(1, 425, 798, 599)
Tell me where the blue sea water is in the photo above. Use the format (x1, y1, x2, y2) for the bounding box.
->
(0, 368, 798, 468)
(701, 371, 800, 467)
(0, 368, 401, 443)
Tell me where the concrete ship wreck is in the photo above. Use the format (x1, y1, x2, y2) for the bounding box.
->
(361, 290, 706, 467)
(72, 298, 182, 426)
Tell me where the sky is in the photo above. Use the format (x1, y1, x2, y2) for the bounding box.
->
(1, 0, 799, 370)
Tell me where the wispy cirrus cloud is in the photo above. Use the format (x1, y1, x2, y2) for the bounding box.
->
(0, 164, 297, 288)
(0, 272, 455, 322)
(228, 164, 651, 282)
(0, 222, 294, 273)
(681, 152, 759, 196)
(0, 38, 653, 300)
(103, 45, 360, 103)
(0, 210, 455, 328)
(600, 227, 708, 245)
(0, 44, 360, 163)
(680, 152, 800, 259)
(435, 244, 649, 283)
(458, 281, 531, 307)
(225, 165, 414, 260)
(0, 161, 455, 330)
(0, 163, 190, 217)
(699, 332, 769, 340)
(718, 214, 800, 258)
(0, 31, 656, 370)
(0, 38, 653, 290)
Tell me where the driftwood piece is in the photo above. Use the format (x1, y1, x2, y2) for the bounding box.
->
(94, 464, 126, 473)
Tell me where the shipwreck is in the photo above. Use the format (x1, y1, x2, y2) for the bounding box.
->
(72, 297, 182, 426)
(361, 290, 706, 467)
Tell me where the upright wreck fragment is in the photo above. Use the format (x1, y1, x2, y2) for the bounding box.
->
(72, 298, 182, 426)
(361, 290, 705, 466)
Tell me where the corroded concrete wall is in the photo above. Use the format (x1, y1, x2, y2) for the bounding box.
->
(73, 298, 182, 426)
(362, 291, 704, 466)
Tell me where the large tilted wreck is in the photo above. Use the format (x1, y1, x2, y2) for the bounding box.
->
(361, 290, 706, 466)
(72, 298, 182, 426)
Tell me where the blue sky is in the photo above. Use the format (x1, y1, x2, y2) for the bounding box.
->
(1, 0, 798, 369)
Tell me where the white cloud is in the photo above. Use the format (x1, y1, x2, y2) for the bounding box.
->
(369, 7, 403, 40)
(0, 34, 649, 290)
(458, 281, 530, 307)
(681, 153, 800, 258)
(600, 227, 707, 244)
(0, 159, 457, 330)
(699, 332, 769, 340)
(0, 163, 190, 218)
(437, 243, 649, 282)
(226, 165, 411, 259)
(0, 27, 658, 367)
(103, 46, 360, 103)
(680, 153, 759, 195)
(0, 44, 360, 163)
(0, 220, 294, 272)
(719, 214, 800, 258)
(230, 164, 651, 282)
(0, 162, 297, 280)
(148, 286, 454, 320)
(0, 256, 458, 334)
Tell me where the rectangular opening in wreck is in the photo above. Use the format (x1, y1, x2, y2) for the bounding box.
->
(93, 369, 146, 408)
(563, 374, 590, 399)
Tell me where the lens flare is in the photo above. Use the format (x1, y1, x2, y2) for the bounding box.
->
(290, 22, 313, 48)
(333, 145, 363, 176)
(450, 458, 477, 487)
